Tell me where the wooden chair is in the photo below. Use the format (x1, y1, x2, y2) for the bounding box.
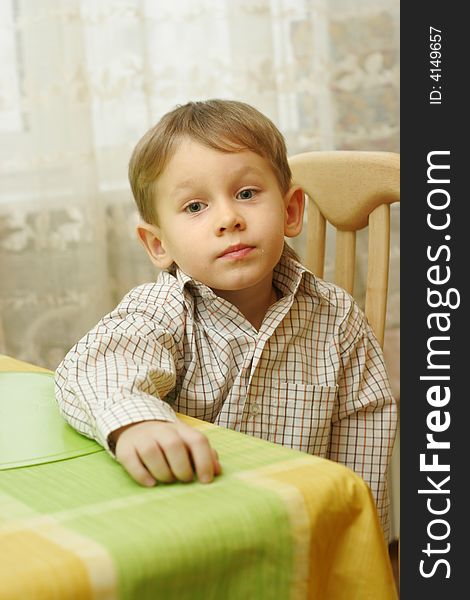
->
(288, 151, 399, 348)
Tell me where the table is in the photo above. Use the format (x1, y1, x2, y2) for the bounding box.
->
(0, 356, 397, 599)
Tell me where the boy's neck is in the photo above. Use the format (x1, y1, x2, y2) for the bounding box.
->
(212, 274, 279, 331)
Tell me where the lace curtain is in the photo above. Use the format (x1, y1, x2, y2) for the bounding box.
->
(0, 0, 399, 370)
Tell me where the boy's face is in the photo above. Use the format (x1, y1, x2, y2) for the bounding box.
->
(138, 137, 303, 294)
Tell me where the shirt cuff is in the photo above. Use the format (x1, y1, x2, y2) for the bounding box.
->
(94, 393, 178, 454)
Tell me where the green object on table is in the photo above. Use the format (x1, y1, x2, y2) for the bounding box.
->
(0, 372, 103, 470)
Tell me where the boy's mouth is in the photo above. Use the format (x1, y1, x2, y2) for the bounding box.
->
(218, 244, 255, 260)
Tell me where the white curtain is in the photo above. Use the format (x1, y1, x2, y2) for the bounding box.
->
(0, 0, 399, 370)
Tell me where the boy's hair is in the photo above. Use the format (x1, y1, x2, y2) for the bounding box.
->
(128, 99, 292, 224)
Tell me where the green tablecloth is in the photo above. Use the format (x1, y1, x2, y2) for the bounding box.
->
(0, 357, 397, 599)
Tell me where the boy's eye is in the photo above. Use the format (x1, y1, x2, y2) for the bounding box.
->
(236, 189, 256, 200)
(185, 202, 206, 214)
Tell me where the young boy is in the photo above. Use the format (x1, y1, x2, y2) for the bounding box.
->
(55, 99, 397, 539)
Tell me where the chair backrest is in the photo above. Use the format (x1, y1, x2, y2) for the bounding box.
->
(288, 151, 400, 348)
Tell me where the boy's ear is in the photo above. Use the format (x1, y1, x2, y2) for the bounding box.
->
(284, 186, 304, 238)
(136, 222, 174, 269)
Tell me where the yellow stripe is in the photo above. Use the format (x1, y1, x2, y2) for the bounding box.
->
(238, 457, 397, 600)
(0, 530, 93, 600)
(0, 492, 117, 600)
(176, 412, 217, 431)
(0, 519, 117, 599)
(0, 355, 52, 374)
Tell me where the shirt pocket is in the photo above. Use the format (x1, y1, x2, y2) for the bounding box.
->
(268, 381, 338, 456)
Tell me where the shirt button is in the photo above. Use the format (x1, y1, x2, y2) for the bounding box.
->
(250, 403, 259, 416)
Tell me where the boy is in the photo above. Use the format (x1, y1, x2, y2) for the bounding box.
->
(55, 99, 397, 538)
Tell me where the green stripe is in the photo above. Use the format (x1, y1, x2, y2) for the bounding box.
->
(74, 479, 293, 600)
(1, 445, 297, 599)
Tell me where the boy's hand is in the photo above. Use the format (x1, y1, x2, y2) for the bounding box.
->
(110, 420, 222, 487)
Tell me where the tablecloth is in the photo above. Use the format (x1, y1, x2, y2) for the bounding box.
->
(0, 355, 397, 599)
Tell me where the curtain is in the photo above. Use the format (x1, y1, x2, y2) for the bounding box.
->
(0, 0, 399, 370)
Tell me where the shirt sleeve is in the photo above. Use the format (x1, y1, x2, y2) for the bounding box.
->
(327, 299, 398, 540)
(54, 281, 185, 454)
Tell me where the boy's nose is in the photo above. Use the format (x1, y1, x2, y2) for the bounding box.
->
(216, 206, 246, 234)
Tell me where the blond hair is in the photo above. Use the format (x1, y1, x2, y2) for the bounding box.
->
(128, 99, 292, 224)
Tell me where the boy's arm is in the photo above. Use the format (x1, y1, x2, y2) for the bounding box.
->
(55, 285, 221, 485)
(55, 313, 179, 452)
(328, 301, 398, 540)
(54, 283, 220, 485)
